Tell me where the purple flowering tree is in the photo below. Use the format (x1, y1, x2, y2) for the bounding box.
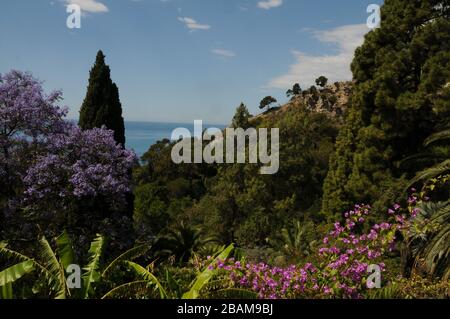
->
(0, 70, 68, 198)
(24, 125, 136, 210)
(0, 70, 137, 245)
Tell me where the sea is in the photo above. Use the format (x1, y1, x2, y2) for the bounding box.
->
(125, 121, 227, 159)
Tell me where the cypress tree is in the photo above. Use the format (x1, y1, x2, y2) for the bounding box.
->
(322, 0, 450, 217)
(231, 103, 251, 129)
(79, 50, 126, 145)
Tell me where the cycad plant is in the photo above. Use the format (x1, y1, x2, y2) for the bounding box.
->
(405, 200, 450, 280)
(269, 220, 316, 264)
(402, 128, 450, 280)
(154, 223, 217, 264)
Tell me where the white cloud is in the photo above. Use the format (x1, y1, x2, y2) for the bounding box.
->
(266, 24, 369, 89)
(212, 49, 236, 58)
(65, 0, 108, 13)
(178, 17, 211, 30)
(257, 0, 283, 10)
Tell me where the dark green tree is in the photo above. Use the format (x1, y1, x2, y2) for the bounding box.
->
(259, 96, 277, 112)
(79, 51, 126, 145)
(322, 0, 450, 217)
(315, 76, 328, 88)
(286, 83, 302, 98)
(231, 103, 251, 129)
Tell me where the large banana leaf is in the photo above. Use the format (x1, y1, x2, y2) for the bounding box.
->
(38, 237, 69, 299)
(182, 244, 234, 299)
(0, 260, 35, 286)
(1, 283, 13, 299)
(56, 231, 75, 271)
(0, 241, 54, 296)
(82, 234, 104, 298)
(124, 261, 167, 299)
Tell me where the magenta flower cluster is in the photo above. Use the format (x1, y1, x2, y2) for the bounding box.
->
(210, 202, 418, 299)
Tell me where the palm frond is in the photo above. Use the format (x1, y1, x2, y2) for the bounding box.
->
(420, 224, 450, 277)
(424, 129, 450, 147)
(408, 159, 450, 187)
(410, 201, 450, 279)
(399, 152, 441, 167)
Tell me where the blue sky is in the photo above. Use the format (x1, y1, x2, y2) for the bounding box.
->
(0, 0, 383, 124)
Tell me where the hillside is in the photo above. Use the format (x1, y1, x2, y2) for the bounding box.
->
(253, 81, 353, 123)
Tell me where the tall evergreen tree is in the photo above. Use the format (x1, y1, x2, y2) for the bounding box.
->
(79, 51, 126, 145)
(231, 103, 251, 129)
(322, 0, 450, 217)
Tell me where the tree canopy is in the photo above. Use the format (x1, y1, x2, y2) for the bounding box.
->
(259, 96, 277, 111)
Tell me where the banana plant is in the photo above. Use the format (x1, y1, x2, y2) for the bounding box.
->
(81, 234, 104, 298)
(182, 244, 257, 299)
(103, 244, 247, 299)
(0, 236, 72, 299)
(101, 261, 167, 299)
(182, 244, 234, 299)
(0, 232, 152, 299)
(0, 259, 35, 299)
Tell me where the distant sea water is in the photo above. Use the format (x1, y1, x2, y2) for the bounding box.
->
(125, 121, 227, 159)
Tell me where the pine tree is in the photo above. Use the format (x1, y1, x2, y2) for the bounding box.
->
(322, 0, 450, 217)
(315, 76, 328, 88)
(259, 96, 277, 112)
(79, 51, 126, 146)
